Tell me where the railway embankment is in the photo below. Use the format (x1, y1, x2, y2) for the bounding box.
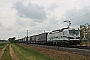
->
(19, 44, 90, 60)
(29, 44, 90, 56)
(57, 47, 90, 56)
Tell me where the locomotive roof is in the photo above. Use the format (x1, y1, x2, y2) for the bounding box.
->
(52, 28, 78, 32)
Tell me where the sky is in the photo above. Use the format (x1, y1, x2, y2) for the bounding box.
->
(0, 0, 90, 40)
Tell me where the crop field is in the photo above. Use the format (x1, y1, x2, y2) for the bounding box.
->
(0, 43, 90, 60)
(12, 44, 55, 60)
(0, 43, 7, 51)
(1, 44, 13, 60)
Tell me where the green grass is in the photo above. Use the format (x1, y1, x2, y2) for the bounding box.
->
(12, 44, 56, 60)
(19, 44, 90, 60)
(0, 43, 7, 51)
(1, 44, 13, 60)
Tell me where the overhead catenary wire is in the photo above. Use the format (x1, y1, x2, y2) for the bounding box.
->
(64, 7, 90, 24)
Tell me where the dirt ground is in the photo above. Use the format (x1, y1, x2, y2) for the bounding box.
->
(0, 44, 8, 59)
(20, 44, 90, 60)
(10, 44, 19, 60)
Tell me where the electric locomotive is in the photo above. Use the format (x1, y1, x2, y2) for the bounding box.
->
(47, 28, 81, 46)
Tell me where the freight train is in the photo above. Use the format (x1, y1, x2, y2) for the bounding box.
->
(18, 27, 81, 46)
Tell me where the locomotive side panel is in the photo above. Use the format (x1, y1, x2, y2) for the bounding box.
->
(47, 31, 69, 45)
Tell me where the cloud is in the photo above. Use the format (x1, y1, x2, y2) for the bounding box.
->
(15, 17, 37, 28)
(13, 1, 47, 23)
(15, 18, 28, 27)
(29, 20, 37, 26)
(1, 0, 90, 40)
(47, 3, 59, 11)
(49, 16, 59, 24)
(63, 6, 90, 27)
(0, 22, 3, 27)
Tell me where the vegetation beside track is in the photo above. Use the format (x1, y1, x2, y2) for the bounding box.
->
(0, 43, 7, 51)
(19, 44, 90, 60)
(0, 43, 89, 60)
(1, 44, 13, 60)
(12, 44, 55, 60)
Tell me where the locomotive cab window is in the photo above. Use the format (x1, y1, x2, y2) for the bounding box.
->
(69, 30, 79, 35)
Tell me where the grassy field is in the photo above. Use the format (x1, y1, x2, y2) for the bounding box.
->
(1, 44, 13, 60)
(0, 43, 89, 60)
(12, 44, 55, 60)
(19, 44, 90, 60)
(0, 43, 7, 51)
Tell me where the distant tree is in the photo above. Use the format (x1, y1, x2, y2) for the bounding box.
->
(8, 37, 16, 44)
(80, 25, 84, 40)
(80, 25, 90, 46)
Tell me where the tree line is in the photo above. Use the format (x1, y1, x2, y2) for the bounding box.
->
(8, 37, 18, 44)
(79, 25, 90, 46)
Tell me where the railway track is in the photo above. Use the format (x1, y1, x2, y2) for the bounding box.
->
(29, 43, 90, 50)
(71, 46, 90, 50)
(29, 44, 90, 56)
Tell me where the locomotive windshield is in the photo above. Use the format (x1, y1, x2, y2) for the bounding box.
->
(69, 30, 79, 35)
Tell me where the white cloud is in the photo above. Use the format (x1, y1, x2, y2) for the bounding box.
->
(14, 1, 47, 23)
(0, 0, 90, 39)
(47, 3, 59, 11)
(63, 6, 90, 27)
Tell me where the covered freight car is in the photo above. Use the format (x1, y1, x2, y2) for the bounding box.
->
(30, 35, 36, 43)
(30, 35, 38, 43)
(36, 33, 48, 44)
